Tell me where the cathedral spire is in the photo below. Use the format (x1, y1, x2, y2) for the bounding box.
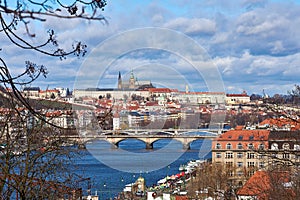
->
(118, 71, 121, 80)
(118, 71, 122, 89)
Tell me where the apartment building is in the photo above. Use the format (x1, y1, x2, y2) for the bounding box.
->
(212, 128, 300, 186)
(212, 128, 270, 185)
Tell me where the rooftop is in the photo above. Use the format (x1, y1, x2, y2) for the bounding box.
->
(215, 129, 270, 141)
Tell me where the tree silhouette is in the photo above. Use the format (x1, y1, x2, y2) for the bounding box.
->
(0, 1, 107, 198)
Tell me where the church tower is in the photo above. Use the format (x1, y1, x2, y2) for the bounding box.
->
(129, 70, 135, 89)
(118, 71, 122, 89)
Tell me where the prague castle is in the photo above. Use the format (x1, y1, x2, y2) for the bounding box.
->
(117, 71, 154, 90)
(73, 71, 226, 105)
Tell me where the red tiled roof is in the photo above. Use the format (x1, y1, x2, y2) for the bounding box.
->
(226, 93, 249, 97)
(148, 88, 172, 93)
(237, 170, 293, 199)
(260, 118, 300, 130)
(39, 89, 59, 93)
(215, 129, 270, 141)
(145, 102, 159, 106)
(179, 91, 225, 95)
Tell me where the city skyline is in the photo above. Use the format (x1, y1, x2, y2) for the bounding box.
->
(2, 0, 300, 95)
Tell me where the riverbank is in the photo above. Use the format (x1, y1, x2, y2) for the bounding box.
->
(115, 159, 207, 199)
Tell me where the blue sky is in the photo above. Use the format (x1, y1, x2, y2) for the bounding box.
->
(2, 0, 300, 96)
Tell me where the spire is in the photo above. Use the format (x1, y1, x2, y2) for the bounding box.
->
(129, 70, 135, 89)
(118, 71, 122, 89)
(118, 71, 121, 80)
(130, 70, 134, 79)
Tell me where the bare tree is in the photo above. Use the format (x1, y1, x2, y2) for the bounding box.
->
(0, 0, 107, 198)
(187, 162, 238, 200)
(288, 84, 300, 105)
(0, 107, 85, 199)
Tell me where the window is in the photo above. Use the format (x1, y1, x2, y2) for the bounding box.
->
(258, 154, 264, 159)
(216, 152, 222, 158)
(283, 153, 290, 159)
(238, 135, 243, 140)
(248, 143, 254, 150)
(237, 143, 243, 149)
(229, 170, 234, 177)
(247, 162, 255, 167)
(248, 170, 255, 177)
(226, 162, 233, 167)
(238, 181, 243, 186)
(216, 143, 221, 149)
(258, 144, 264, 150)
(226, 143, 232, 150)
(283, 143, 290, 150)
(226, 152, 233, 159)
(247, 153, 255, 159)
(271, 143, 278, 150)
(249, 135, 254, 140)
(259, 162, 264, 169)
(237, 171, 244, 177)
(237, 162, 243, 167)
(237, 152, 243, 159)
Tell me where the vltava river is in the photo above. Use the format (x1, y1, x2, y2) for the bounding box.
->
(73, 136, 212, 199)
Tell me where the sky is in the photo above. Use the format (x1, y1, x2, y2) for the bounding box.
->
(2, 0, 300, 96)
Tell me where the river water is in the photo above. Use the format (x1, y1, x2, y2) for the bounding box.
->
(73, 133, 212, 199)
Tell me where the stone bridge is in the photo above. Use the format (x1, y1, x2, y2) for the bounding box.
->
(101, 128, 225, 135)
(70, 134, 218, 150)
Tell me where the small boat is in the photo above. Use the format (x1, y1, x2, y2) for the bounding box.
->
(179, 164, 186, 171)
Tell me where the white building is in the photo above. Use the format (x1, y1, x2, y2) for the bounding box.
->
(172, 92, 226, 105)
(226, 92, 250, 105)
(113, 113, 120, 130)
(73, 89, 150, 100)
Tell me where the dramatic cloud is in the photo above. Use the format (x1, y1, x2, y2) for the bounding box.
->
(1, 0, 300, 95)
(213, 51, 300, 94)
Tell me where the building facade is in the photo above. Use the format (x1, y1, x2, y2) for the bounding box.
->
(267, 130, 300, 167)
(226, 92, 250, 105)
(212, 129, 270, 185)
(212, 128, 300, 186)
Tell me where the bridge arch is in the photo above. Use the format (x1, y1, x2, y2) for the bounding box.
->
(114, 138, 148, 149)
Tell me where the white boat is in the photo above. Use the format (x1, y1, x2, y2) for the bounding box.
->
(179, 164, 186, 171)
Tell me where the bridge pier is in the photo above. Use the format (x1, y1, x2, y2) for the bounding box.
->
(78, 143, 86, 149)
(111, 143, 118, 149)
(146, 142, 153, 149)
(183, 143, 190, 150)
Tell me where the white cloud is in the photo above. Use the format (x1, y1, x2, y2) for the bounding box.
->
(164, 17, 216, 35)
(212, 51, 300, 94)
(1, 0, 300, 95)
